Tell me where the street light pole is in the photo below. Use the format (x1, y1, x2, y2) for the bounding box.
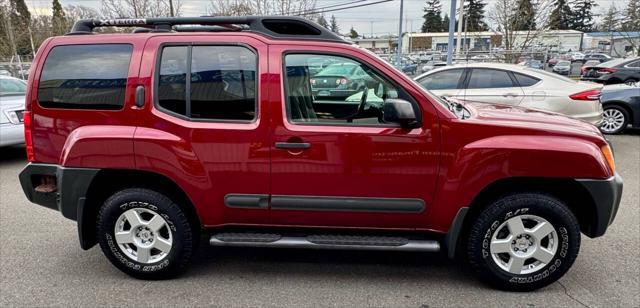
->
(446, 0, 457, 65)
(396, 0, 404, 66)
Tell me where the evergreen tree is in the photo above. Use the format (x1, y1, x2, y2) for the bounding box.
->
(330, 15, 339, 33)
(549, 0, 573, 30)
(442, 14, 450, 31)
(52, 0, 67, 36)
(598, 4, 620, 31)
(421, 0, 443, 32)
(570, 0, 597, 32)
(349, 27, 359, 39)
(316, 15, 328, 29)
(621, 0, 640, 31)
(464, 0, 488, 31)
(9, 0, 32, 55)
(512, 0, 536, 31)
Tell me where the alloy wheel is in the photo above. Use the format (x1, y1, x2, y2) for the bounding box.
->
(601, 108, 626, 133)
(114, 208, 173, 264)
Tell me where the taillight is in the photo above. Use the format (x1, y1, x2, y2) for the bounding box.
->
(597, 68, 617, 74)
(570, 89, 601, 101)
(23, 111, 35, 162)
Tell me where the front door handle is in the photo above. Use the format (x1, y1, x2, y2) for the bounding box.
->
(275, 142, 311, 150)
(502, 93, 519, 97)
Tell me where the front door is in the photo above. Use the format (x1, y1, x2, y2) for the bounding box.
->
(268, 46, 441, 229)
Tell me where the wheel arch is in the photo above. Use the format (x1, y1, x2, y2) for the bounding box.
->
(79, 169, 202, 250)
(448, 177, 598, 258)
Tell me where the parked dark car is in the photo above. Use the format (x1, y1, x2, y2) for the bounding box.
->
(583, 53, 613, 63)
(394, 61, 418, 75)
(600, 84, 640, 134)
(582, 57, 640, 85)
(310, 62, 375, 99)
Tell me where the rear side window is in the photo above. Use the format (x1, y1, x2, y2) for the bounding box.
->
(513, 73, 540, 87)
(157, 45, 256, 121)
(38, 44, 132, 110)
(467, 69, 515, 89)
(418, 69, 464, 90)
(626, 60, 640, 68)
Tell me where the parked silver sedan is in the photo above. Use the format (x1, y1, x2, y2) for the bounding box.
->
(414, 63, 603, 126)
(0, 76, 26, 146)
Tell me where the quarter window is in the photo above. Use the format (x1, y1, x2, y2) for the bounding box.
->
(513, 73, 540, 87)
(467, 69, 515, 89)
(157, 45, 257, 121)
(38, 44, 132, 109)
(283, 54, 413, 125)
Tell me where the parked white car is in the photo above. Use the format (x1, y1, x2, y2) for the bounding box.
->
(414, 63, 603, 125)
(0, 76, 26, 146)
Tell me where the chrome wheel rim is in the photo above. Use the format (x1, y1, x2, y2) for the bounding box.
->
(490, 215, 558, 275)
(114, 208, 173, 264)
(601, 109, 625, 133)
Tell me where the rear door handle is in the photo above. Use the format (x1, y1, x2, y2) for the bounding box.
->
(275, 142, 311, 150)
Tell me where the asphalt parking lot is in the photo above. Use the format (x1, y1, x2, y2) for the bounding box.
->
(1, 132, 638, 307)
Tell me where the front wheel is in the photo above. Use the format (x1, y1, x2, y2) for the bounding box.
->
(97, 188, 196, 279)
(467, 193, 580, 291)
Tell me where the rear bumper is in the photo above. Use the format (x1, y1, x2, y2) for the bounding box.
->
(312, 89, 359, 99)
(577, 172, 623, 238)
(19, 163, 99, 221)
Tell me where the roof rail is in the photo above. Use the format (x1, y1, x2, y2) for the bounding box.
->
(68, 16, 348, 44)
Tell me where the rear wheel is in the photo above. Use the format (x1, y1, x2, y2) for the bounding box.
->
(97, 188, 195, 279)
(467, 193, 580, 291)
(601, 105, 629, 134)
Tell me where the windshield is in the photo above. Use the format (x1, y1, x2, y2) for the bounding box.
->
(317, 64, 357, 76)
(0, 78, 27, 95)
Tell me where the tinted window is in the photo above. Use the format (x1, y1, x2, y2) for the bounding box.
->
(626, 60, 640, 68)
(38, 44, 132, 109)
(284, 54, 415, 126)
(513, 73, 540, 87)
(467, 69, 514, 89)
(157, 45, 256, 121)
(418, 69, 463, 90)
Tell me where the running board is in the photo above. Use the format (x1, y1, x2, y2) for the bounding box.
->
(209, 233, 440, 252)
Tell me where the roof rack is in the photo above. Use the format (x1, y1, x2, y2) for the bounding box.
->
(68, 16, 348, 44)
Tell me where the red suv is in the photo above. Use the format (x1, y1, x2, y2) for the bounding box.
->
(19, 17, 622, 291)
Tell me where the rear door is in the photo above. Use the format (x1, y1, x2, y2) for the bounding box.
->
(460, 68, 524, 105)
(136, 35, 271, 226)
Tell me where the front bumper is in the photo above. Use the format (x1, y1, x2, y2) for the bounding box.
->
(577, 172, 623, 237)
(19, 163, 99, 221)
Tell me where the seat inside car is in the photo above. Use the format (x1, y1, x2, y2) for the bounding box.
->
(286, 66, 317, 122)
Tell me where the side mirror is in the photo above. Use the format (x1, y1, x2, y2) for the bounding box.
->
(383, 99, 418, 128)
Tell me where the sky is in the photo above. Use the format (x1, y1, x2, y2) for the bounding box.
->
(24, 0, 628, 37)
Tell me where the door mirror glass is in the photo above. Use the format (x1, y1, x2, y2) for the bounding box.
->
(383, 99, 418, 128)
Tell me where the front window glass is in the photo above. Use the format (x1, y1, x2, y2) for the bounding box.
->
(417, 69, 464, 90)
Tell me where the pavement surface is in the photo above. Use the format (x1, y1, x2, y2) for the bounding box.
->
(1, 132, 638, 307)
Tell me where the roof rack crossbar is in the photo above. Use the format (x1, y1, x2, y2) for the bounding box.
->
(68, 16, 347, 43)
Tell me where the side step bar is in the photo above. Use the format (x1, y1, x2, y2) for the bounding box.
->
(209, 233, 440, 252)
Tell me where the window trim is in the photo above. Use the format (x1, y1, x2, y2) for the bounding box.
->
(153, 42, 259, 124)
(464, 68, 519, 89)
(281, 50, 422, 128)
(36, 43, 133, 111)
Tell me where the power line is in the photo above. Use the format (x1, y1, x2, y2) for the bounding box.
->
(296, 0, 396, 16)
(289, 0, 369, 15)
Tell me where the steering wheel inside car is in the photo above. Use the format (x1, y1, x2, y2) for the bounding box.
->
(347, 87, 368, 123)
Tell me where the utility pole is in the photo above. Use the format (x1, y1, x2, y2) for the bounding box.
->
(446, 0, 457, 65)
(455, 0, 464, 56)
(396, 0, 404, 66)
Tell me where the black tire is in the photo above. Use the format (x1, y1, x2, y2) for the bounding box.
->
(467, 193, 580, 291)
(624, 78, 638, 86)
(601, 105, 630, 134)
(97, 188, 195, 279)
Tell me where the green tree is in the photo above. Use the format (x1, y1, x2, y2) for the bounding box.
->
(464, 0, 488, 31)
(549, 0, 573, 30)
(570, 0, 597, 32)
(598, 4, 620, 31)
(330, 15, 339, 33)
(421, 0, 443, 32)
(512, 0, 536, 30)
(316, 14, 328, 29)
(442, 14, 450, 31)
(52, 0, 67, 36)
(621, 0, 640, 31)
(349, 26, 359, 39)
(9, 0, 32, 55)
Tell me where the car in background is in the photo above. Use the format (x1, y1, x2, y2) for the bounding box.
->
(583, 53, 613, 63)
(519, 59, 544, 70)
(581, 57, 640, 85)
(393, 60, 418, 75)
(0, 76, 26, 146)
(420, 61, 448, 73)
(414, 63, 603, 125)
(599, 84, 640, 134)
(310, 62, 375, 99)
(553, 60, 572, 75)
(570, 52, 585, 62)
(581, 60, 601, 76)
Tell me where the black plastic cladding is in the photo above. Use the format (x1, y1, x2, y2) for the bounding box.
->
(67, 16, 348, 44)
